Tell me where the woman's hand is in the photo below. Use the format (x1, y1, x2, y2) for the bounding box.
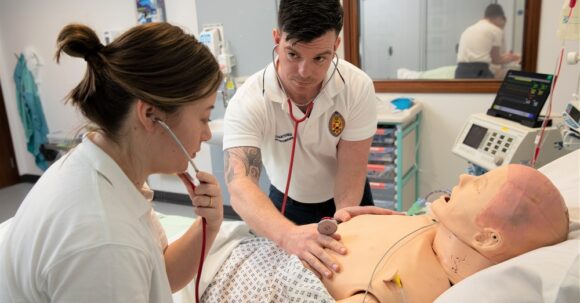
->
(178, 171, 223, 230)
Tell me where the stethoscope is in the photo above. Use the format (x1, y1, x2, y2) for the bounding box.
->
(264, 44, 344, 215)
(152, 117, 207, 303)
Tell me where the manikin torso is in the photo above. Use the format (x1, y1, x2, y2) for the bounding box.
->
(323, 214, 451, 303)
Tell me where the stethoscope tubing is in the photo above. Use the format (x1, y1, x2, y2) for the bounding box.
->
(154, 118, 206, 303)
(265, 45, 343, 215)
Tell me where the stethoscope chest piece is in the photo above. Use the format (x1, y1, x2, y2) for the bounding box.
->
(317, 217, 341, 235)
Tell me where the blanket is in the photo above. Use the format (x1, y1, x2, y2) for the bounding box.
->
(202, 237, 334, 303)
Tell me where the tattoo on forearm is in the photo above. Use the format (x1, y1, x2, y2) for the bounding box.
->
(224, 147, 262, 184)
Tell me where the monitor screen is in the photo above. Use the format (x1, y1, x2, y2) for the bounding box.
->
(488, 70, 553, 125)
(463, 124, 488, 149)
(567, 103, 580, 123)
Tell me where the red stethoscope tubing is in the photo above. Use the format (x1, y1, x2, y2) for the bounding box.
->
(280, 99, 314, 215)
(184, 179, 207, 303)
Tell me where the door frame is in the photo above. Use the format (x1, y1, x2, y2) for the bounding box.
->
(0, 78, 20, 188)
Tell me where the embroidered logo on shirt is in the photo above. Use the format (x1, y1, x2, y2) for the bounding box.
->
(329, 111, 345, 137)
(275, 133, 293, 143)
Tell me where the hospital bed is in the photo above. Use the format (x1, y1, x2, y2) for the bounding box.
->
(396, 63, 518, 80)
(1, 150, 578, 302)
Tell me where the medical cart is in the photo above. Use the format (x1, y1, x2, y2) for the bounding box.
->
(369, 101, 422, 211)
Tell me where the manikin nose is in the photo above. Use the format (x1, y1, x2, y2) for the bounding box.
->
(458, 174, 476, 187)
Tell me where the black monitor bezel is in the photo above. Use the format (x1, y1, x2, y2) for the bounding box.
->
(487, 70, 553, 127)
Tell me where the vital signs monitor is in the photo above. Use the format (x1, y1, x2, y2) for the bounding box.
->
(487, 70, 554, 128)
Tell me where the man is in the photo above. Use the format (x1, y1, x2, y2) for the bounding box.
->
(223, 0, 391, 279)
(455, 4, 521, 79)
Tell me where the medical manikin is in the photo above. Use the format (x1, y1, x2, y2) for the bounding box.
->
(201, 164, 569, 303)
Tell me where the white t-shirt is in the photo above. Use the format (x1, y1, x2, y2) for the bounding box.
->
(0, 136, 173, 303)
(457, 19, 503, 64)
(223, 59, 377, 203)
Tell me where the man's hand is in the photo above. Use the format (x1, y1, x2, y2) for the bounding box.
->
(334, 206, 404, 223)
(502, 51, 521, 64)
(281, 224, 346, 279)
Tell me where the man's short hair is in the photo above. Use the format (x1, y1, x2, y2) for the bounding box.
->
(277, 0, 343, 43)
(484, 4, 506, 19)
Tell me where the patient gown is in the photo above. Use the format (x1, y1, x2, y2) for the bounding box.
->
(202, 237, 334, 303)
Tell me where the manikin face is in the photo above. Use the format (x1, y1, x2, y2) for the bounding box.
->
(273, 30, 340, 103)
(154, 92, 216, 174)
(430, 167, 509, 283)
(430, 166, 508, 244)
(430, 164, 568, 278)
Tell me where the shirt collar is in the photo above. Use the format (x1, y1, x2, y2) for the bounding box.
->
(77, 133, 152, 217)
(262, 58, 345, 109)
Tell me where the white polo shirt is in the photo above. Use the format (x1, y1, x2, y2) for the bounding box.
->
(224, 59, 377, 203)
(457, 19, 503, 64)
(0, 136, 173, 303)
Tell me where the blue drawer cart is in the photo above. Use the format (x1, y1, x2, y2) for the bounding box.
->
(369, 102, 422, 211)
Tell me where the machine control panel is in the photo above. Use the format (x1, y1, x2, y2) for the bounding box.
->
(453, 113, 568, 170)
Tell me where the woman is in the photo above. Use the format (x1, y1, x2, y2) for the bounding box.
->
(0, 23, 223, 302)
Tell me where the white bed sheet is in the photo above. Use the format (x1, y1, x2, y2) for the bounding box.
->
(171, 220, 254, 303)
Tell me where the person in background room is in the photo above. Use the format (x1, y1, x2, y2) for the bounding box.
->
(455, 4, 521, 79)
(201, 164, 569, 303)
(0, 22, 224, 302)
(223, 0, 397, 280)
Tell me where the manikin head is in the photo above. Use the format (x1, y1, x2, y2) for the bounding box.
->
(431, 164, 569, 282)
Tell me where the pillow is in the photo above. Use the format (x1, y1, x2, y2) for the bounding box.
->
(435, 150, 580, 303)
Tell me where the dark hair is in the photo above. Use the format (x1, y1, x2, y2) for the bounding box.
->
(277, 0, 343, 43)
(55, 23, 222, 140)
(484, 4, 505, 19)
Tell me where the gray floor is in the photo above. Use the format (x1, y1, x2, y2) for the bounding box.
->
(0, 183, 197, 223)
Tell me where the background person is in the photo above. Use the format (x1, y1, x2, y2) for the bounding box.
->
(0, 23, 224, 302)
(455, 4, 521, 79)
(223, 0, 395, 280)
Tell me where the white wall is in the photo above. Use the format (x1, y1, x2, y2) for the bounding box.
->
(537, 0, 580, 111)
(0, 0, 577, 198)
(0, 0, 206, 194)
(376, 93, 491, 195)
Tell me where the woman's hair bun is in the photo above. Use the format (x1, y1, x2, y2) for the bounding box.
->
(55, 24, 103, 63)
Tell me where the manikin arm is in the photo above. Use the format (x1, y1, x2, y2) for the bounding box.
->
(334, 137, 373, 209)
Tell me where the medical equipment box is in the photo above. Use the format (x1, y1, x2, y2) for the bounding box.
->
(453, 113, 570, 170)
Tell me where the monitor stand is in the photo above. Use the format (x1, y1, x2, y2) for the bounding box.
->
(486, 109, 552, 128)
(521, 117, 552, 128)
